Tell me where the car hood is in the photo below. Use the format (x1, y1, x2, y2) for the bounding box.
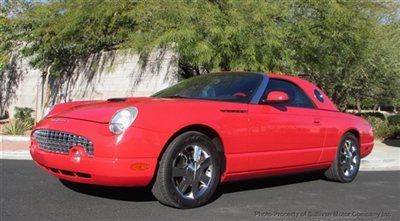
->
(49, 97, 246, 124)
(49, 97, 160, 123)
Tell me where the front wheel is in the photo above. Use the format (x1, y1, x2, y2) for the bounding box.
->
(324, 133, 361, 182)
(151, 131, 221, 208)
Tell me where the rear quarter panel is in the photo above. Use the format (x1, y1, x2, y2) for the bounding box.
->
(319, 110, 374, 163)
(269, 74, 374, 161)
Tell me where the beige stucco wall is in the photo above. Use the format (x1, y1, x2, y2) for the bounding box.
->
(1, 49, 179, 120)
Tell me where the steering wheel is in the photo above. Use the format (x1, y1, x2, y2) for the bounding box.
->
(233, 92, 247, 97)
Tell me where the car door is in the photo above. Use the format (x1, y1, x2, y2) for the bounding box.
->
(247, 78, 326, 171)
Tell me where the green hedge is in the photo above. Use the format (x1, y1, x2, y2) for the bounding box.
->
(359, 112, 386, 120)
(388, 114, 400, 126)
(361, 114, 400, 139)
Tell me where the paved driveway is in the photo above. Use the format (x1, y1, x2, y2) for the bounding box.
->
(1, 160, 399, 221)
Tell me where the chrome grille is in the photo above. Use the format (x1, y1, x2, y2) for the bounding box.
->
(33, 129, 94, 157)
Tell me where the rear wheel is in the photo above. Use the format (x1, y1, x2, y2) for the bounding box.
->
(151, 131, 221, 208)
(324, 133, 361, 182)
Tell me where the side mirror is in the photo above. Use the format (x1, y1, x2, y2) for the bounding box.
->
(264, 91, 289, 103)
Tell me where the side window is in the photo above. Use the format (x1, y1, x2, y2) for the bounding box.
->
(262, 79, 315, 108)
(314, 89, 324, 103)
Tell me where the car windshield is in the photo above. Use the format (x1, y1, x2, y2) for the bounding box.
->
(152, 73, 262, 103)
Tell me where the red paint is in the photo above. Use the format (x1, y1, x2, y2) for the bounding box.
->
(31, 72, 374, 187)
(266, 91, 289, 103)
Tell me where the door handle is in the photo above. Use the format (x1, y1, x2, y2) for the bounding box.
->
(314, 119, 321, 124)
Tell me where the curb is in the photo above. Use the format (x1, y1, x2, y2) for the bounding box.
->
(359, 167, 400, 171)
(0, 135, 30, 142)
(360, 159, 400, 171)
(0, 151, 32, 160)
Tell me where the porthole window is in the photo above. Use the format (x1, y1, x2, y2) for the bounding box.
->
(314, 89, 324, 103)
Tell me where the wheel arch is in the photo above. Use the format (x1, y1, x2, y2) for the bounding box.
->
(157, 124, 226, 174)
(344, 129, 360, 143)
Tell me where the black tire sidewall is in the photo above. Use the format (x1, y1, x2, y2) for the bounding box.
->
(336, 133, 361, 182)
(160, 132, 221, 208)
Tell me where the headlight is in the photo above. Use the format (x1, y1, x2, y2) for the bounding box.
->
(109, 107, 138, 134)
(42, 105, 55, 119)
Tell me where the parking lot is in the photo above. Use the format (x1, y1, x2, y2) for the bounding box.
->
(1, 159, 398, 221)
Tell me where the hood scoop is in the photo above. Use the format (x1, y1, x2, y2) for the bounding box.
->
(107, 97, 128, 102)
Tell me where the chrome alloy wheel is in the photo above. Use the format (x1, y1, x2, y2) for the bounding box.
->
(340, 139, 359, 177)
(172, 144, 213, 199)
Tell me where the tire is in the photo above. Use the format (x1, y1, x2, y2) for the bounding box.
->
(151, 131, 221, 208)
(324, 133, 361, 182)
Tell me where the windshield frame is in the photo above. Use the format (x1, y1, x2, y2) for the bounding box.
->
(152, 72, 268, 104)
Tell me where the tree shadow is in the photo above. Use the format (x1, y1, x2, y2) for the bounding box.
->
(128, 47, 178, 94)
(60, 171, 324, 204)
(0, 52, 25, 119)
(48, 50, 112, 104)
(382, 139, 400, 147)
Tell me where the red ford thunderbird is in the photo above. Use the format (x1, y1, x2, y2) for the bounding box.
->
(30, 72, 374, 208)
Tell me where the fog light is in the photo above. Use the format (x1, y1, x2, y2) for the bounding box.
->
(70, 148, 82, 163)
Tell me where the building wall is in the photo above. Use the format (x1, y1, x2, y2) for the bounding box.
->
(1, 49, 179, 120)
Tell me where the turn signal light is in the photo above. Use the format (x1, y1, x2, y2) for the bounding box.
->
(130, 163, 149, 171)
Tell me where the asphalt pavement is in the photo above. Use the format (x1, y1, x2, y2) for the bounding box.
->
(1, 160, 399, 221)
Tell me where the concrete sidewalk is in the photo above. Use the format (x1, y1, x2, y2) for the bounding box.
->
(361, 140, 400, 171)
(1, 135, 399, 170)
(1, 135, 31, 160)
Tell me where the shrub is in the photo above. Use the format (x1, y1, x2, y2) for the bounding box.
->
(3, 120, 33, 136)
(360, 115, 398, 139)
(360, 112, 385, 121)
(393, 127, 400, 139)
(14, 107, 35, 125)
(388, 114, 400, 126)
(376, 124, 399, 140)
(362, 115, 384, 128)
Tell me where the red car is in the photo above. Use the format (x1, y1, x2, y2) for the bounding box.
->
(31, 72, 374, 208)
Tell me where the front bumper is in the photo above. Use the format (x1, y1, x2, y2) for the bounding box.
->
(30, 117, 170, 187)
(31, 147, 157, 186)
